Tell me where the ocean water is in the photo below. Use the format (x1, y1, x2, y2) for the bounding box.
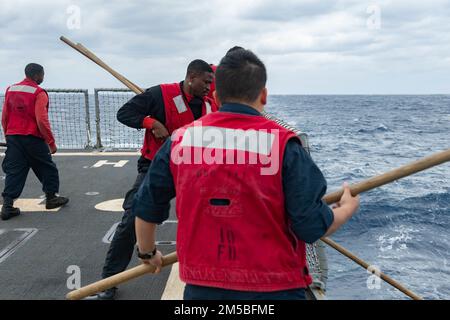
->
(266, 95, 450, 300)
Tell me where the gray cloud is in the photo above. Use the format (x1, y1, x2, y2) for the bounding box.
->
(1, 0, 449, 94)
(240, 0, 339, 21)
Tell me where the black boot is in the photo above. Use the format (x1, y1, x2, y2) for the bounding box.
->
(84, 287, 118, 300)
(1, 197, 21, 221)
(45, 193, 69, 209)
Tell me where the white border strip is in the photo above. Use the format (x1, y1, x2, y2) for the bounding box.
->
(102, 222, 120, 244)
(0, 228, 38, 264)
(161, 263, 185, 300)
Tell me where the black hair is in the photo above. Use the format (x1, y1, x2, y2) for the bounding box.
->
(186, 59, 213, 76)
(25, 63, 44, 78)
(226, 46, 244, 55)
(215, 49, 267, 104)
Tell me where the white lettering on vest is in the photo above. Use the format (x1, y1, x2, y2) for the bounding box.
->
(181, 126, 275, 155)
(171, 124, 280, 175)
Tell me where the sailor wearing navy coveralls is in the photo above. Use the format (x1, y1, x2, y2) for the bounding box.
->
(1, 63, 69, 221)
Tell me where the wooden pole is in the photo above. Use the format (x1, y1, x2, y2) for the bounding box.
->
(321, 237, 423, 300)
(66, 252, 178, 300)
(59, 36, 143, 94)
(322, 148, 450, 205)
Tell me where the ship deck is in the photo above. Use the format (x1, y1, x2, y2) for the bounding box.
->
(0, 151, 179, 300)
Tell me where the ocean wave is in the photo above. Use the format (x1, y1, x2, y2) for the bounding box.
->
(340, 192, 450, 232)
(357, 124, 390, 134)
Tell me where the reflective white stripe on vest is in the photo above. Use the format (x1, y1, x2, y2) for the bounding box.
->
(173, 95, 187, 113)
(205, 101, 212, 114)
(8, 85, 37, 94)
(180, 126, 275, 155)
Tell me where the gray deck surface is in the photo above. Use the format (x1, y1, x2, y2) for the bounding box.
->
(0, 152, 176, 300)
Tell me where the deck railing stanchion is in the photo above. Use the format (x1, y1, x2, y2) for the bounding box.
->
(83, 89, 92, 149)
(94, 89, 103, 149)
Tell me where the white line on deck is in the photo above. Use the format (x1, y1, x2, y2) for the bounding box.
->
(0, 199, 60, 212)
(162, 220, 178, 225)
(161, 263, 185, 300)
(102, 223, 120, 244)
(0, 228, 38, 264)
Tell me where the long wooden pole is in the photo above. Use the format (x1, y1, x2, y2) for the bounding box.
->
(61, 37, 446, 300)
(66, 252, 178, 300)
(322, 149, 450, 205)
(59, 36, 143, 94)
(321, 238, 423, 300)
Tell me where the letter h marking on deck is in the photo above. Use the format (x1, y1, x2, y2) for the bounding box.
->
(91, 160, 129, 168)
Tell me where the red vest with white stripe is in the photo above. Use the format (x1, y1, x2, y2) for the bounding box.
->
(141, 83, 217, 160)
(169, 111, 312, 292)
(3, 78, 48, 139)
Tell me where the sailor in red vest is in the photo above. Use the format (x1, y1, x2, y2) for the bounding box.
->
(133, 49, 360, 299)
(1, 63, 69, 221)
(87, 60, 217, 300)
(207, 64, 217, 101)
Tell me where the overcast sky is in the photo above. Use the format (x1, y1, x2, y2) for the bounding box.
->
(1, 0, 450, 94)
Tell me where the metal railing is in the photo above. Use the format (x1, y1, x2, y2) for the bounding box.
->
(47, 89, 91, 149)
(0, 89, 91, 149)
(0, 89, 312, 155)
(93, 88, 141, 150)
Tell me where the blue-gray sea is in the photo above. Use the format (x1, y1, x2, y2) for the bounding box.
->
(266, 95, 450, 300)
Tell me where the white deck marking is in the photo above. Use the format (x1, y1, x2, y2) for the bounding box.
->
(92, 160, 129, 168)
(0, 199, 60, 212)
(0, 228, 38, 264)
(161, 263, 185, 300)
(102, 222, 120, 244)
(159, 220, 181, 299)
(94, 199, 124, 212)
(162, 220, 178, 225)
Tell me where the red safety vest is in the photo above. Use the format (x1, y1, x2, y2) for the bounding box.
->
(141, 83, 217, 160)
(170, 111, 312, 292)
(3, 78, 48, 139)
(208, 64, 217, 101)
